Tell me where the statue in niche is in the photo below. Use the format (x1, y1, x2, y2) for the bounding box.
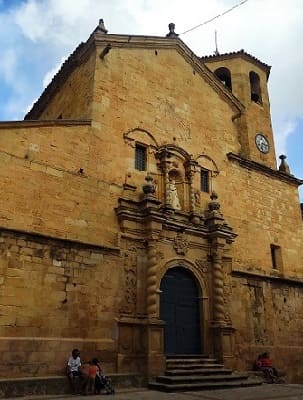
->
(167, 179, 181, 210)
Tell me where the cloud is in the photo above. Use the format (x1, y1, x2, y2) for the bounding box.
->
(0, 0, 302, 173)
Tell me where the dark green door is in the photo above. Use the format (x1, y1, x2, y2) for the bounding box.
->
(160, 267, 201, 354)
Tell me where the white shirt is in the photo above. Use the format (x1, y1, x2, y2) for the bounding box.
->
(67, 356, 81, 372)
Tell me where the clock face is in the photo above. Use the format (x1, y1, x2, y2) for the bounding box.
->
(255, 133, 269, 154)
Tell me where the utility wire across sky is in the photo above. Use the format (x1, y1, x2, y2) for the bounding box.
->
(180, 0, 249, 35)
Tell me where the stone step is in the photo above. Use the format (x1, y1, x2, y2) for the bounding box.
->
(166, 354, 210, 359)
(149, 377, 263, 392)
(166, 358, 217, 364)
(166, 363, 225, 370)
(156, 373, 249, 385)
(165, 368, 233, 376)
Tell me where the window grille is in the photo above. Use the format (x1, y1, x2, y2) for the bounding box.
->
(135, 144, 147, 171)
(200, 169, 209, 193)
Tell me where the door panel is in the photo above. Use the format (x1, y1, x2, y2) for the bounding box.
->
(160, 267, 201, 354)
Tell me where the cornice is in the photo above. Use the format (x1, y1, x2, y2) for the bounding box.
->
(201, 49, 271, 80)
(115, 197, 236, 241)
(0, 119, 92, 129)
(0, 226, 119, 254)
(227, 152, 303, 186)
(232, 269, 303, 287)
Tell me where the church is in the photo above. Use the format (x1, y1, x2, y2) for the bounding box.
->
(0, 20, 302, 383)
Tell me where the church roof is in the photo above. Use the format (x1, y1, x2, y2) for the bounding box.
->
(200, 49, 271, 79)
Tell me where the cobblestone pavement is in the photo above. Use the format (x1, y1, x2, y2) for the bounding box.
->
(8, 385, 303, 400)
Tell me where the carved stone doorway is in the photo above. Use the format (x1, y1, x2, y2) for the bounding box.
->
(160, 267, 201, 354)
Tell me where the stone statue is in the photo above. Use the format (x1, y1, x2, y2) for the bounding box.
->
(167, 179, 181, 210)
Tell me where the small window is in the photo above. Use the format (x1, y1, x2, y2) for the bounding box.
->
(135, 144, 147, 171)
(249, 71, 262, 104)
(270, 244, 282, 270)
(200, 169, 209, 193)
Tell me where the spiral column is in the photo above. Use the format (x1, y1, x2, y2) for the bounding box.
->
(212, 249, 225, 324)
(146, 241, 158, 317)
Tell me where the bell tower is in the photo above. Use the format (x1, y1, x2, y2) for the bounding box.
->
(202, 50, 277, 169)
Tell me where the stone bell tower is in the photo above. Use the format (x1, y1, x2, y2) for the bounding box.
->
(202, 50, 277, 170)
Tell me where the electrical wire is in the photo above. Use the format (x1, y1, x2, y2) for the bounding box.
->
(180, 0, 249, 35)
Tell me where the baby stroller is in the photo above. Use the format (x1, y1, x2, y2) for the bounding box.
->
(95, 374, 115, 395)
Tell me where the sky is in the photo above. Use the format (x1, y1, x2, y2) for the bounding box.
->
(0, 0, 302, 199)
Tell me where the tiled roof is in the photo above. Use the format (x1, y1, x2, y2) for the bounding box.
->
(200, 49, 271, 78)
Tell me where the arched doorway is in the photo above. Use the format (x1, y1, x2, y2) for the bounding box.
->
(160, 267, 201, 354)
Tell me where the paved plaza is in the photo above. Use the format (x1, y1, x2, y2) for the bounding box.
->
(9, 385, 303, 400)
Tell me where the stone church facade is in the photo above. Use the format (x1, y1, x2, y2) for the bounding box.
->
(0, 21, 302, 381)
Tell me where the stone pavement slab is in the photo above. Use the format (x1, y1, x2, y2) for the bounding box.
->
(8, 385, 303, 400)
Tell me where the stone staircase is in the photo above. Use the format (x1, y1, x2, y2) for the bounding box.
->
(149, 355, 263, 392)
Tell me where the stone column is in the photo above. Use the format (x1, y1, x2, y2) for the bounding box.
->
(212, 244, 225, 325)
(145, 239, 166, 377)
(205, 191, 237, 363)
(187, 169, 195, 213)
(146, 241, 158, 317)
(185, 160, 200, 223)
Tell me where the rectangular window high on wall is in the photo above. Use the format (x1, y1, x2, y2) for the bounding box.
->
(200, 169, 209, 193)
(270, 244, 282, 270)
(135, 144, 147, 171)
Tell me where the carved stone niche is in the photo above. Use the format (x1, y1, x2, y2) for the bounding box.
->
(167, 164, 184, 210)
(156, 145, 197, 213)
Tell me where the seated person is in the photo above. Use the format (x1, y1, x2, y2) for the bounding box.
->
(260, 352, 278, 382)
(66, 348, 82, 394)
(253, 354, 262, 371)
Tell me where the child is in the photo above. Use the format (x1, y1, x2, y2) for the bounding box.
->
(91, 358, 104, 394)
(66, 348, 82, 394)
(87, 358, 100, 395)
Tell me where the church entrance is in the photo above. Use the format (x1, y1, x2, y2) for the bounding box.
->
(160, 267, 201, 354)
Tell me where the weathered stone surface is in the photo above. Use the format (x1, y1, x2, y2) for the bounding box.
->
(0, 29, 301, 384)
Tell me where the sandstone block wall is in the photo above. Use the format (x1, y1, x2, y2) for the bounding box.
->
(0, 228, 120, 377)
(230, 273, 303, 383)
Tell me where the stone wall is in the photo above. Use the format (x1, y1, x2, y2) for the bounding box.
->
(0, 120, 121, 247)
(229, 272, 303, 383)
(0, 228, 120, 378)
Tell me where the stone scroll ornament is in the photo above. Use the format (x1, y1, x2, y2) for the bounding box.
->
(121, 248, 137, 314)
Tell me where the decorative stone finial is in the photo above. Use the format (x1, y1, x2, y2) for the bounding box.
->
(142, 174, 156, 196)
(278, 154, 290, 174)
(208, 191, 221, 212)
(96, 18, 108, 34)
(166, 23, 178, 38)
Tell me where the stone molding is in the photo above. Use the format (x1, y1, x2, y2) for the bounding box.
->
(0, 226, 120, 254)
(201, 49, 271, 79)
(0, 119, 92, 129)
(232, 269, 303, 287)
(227, 152, 303, 186)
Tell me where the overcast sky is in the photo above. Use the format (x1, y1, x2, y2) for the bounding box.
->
(0, 0, 302, 199)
